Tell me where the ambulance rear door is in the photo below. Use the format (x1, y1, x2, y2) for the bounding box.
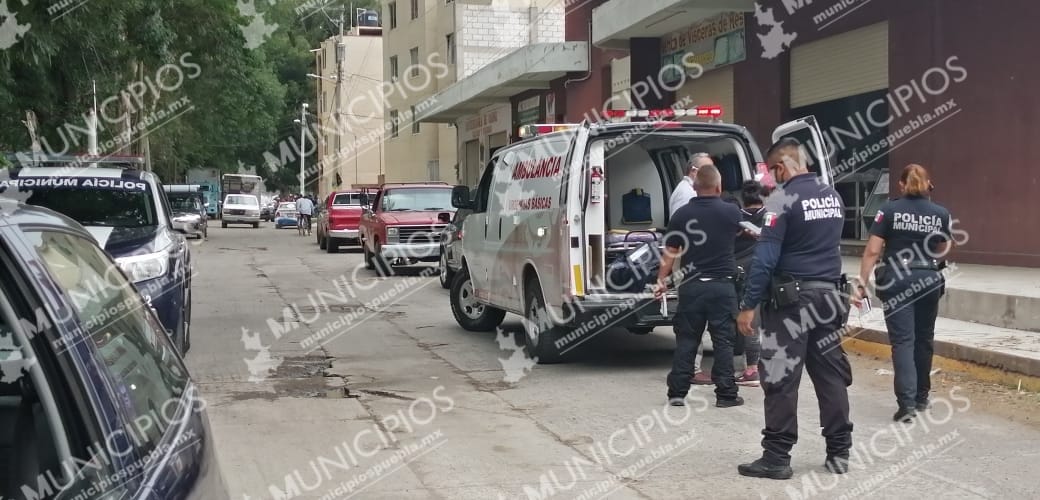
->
(772, 115, 835, 186)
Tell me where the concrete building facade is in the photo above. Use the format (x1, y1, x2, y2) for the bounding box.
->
(381, 0, 458, 184)
(314, 29, 386, 200)
(410, 0, 574, 187)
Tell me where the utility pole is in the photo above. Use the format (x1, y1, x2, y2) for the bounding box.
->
(87, 80, 99, 157)
(336, 7, 346, 189)
(23, 111, 40, 154)
(297, 103, 308, 194)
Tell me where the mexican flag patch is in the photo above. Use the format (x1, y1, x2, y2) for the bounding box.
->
(875, 210, 884, 223)
(763, 212, 779, 227)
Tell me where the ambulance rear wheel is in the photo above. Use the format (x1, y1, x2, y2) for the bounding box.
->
(523, 278, 567, 364)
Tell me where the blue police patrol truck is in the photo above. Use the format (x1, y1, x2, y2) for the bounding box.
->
(0, 154, 195, 354)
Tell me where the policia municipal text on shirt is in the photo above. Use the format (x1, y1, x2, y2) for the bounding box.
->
(654, 165, 745, 410)
(735, 138, 854, 480)
(854, 164, 953, 423)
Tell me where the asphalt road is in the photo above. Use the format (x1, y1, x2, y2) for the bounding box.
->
(185, 223, 1040, 500)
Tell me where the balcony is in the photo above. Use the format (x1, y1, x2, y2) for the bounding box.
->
(416, 42, 588, 123)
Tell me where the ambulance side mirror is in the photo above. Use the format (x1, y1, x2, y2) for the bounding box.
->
(451, 185, 472, 209)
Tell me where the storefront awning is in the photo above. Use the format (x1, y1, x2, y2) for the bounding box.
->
(416, 42, 589, 123)
(592, 0, 756, 49)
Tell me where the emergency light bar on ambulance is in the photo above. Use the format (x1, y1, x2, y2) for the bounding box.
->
(517, 106, 725, 138)
(602, 106, 723, 120)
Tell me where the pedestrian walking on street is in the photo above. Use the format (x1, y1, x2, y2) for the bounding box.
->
(296, 193, 315, 235)
(655, 164, 744, 409)
(733, 180, 769, 386)
(736, 138, 853, 479)
(854, 164, 952, 423)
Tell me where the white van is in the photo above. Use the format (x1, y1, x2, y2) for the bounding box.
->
(447, 110, 834, 363)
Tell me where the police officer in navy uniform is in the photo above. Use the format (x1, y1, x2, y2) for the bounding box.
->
(736, 138, 854, 479)
(654, 164, 744, 409)
(854, 164, 952, 423)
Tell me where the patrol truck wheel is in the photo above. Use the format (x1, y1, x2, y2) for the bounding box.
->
(450, 268, 505, 331)
(523, 278, 568, 364)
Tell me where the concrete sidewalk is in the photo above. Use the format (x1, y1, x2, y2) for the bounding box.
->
(841, 257, 1040, 387)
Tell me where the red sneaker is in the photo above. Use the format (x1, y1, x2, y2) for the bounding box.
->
(736, 367, 760, 386)
(690, 371, 713, 385)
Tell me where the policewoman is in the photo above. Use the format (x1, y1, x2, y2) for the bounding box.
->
(854, 164, 952, 423)
(736, 138, 854, 480)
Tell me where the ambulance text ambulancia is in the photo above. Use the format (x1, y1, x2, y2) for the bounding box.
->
(447, 108, 836, 364)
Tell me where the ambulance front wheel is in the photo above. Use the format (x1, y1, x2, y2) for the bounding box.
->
(450, 268, 505, 332)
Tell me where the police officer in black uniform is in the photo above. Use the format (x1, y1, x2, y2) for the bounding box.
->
(655, 165, 744, 409)
(736, 138, 854, 479)
(854, 163, 952, 422)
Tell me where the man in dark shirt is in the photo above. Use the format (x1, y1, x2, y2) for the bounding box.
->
(654, 165, 744, 409)
(736, 138, 853, 480)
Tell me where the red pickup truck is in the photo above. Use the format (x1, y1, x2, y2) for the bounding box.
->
(316, 190, 364, 253)
(358, 183, 455, 276)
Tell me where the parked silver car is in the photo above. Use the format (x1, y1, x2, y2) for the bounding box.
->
(167, 191, 208, 239)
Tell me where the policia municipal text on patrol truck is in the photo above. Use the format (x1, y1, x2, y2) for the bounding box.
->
(447, 110, 839, 364)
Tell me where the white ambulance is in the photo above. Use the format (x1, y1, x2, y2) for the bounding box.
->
(447, 108, 833, 363)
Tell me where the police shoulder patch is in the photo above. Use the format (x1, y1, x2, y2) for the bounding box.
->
(875, 210, 884, 223)
(764, 212, 779, 227)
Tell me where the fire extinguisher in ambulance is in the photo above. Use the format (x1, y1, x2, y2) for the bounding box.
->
(590, 167, 604, 204)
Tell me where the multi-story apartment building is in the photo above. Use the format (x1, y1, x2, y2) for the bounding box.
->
(381, 0, 458, 183)
(385, 0, 569, 186)
(314, 26, 385, 200)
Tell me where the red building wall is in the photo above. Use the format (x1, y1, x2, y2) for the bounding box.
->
(556, 0, 626, 123)
(734, 0, 1040, 267)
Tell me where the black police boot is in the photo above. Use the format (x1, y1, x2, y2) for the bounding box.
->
(737, 458, 794, 480)
(915, 400, 930, 412)
(824, 454, 850, 474)
(893, 407, 916, 423)
(716, 396, 745, 408)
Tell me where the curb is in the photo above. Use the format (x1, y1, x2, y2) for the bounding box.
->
(842, 327, 1040, 393)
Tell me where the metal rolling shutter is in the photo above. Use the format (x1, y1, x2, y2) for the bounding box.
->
(790, 22, 889, 108)
(675, 65, 734, 119)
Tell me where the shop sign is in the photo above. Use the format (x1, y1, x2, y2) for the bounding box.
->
(517, 95, 541, 126)
(463, 107, 503, 141)
(660, 12, 746, 85)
